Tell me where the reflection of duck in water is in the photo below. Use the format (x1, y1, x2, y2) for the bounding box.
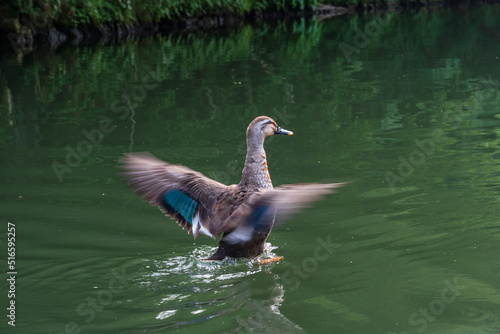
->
(120, 116, 345, 261)
(146, 249, 305, 333)
(233, 271, 306, 333)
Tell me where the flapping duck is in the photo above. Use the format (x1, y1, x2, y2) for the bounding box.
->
(120, 116, 345, 262)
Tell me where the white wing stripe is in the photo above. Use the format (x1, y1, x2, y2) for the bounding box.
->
(192, 212, 214, 239)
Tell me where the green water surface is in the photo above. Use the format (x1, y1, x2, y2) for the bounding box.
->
(1, 5, 500, 334)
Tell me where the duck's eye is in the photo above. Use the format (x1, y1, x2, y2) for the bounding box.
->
(261, 120, 274, 129)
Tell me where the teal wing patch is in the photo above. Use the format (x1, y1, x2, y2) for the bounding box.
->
(163, 189, 198, 224)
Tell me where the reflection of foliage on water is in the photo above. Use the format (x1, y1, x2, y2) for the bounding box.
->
(0, 17, 325, 152)
(0, 5, 499, 163)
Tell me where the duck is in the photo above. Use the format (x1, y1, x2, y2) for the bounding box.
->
(120, 116, 345, 262)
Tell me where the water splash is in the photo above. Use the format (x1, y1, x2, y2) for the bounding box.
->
(128, 243, 303, 333)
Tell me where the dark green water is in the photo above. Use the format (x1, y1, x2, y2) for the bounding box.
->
(1, 5, 500, 334)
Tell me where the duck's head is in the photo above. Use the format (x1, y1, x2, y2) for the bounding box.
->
(246, 116, 293, 143)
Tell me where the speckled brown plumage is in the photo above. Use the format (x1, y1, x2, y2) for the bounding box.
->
(120, 116, 346, 260)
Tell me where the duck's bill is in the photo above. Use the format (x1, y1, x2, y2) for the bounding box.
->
(275, 126, 293, 135)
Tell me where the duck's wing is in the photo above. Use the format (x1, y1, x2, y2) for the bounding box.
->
(220, 183, 347, 244)
(120, 152, 228, 239)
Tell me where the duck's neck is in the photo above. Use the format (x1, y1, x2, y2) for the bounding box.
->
(239, 141, 273, 191)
